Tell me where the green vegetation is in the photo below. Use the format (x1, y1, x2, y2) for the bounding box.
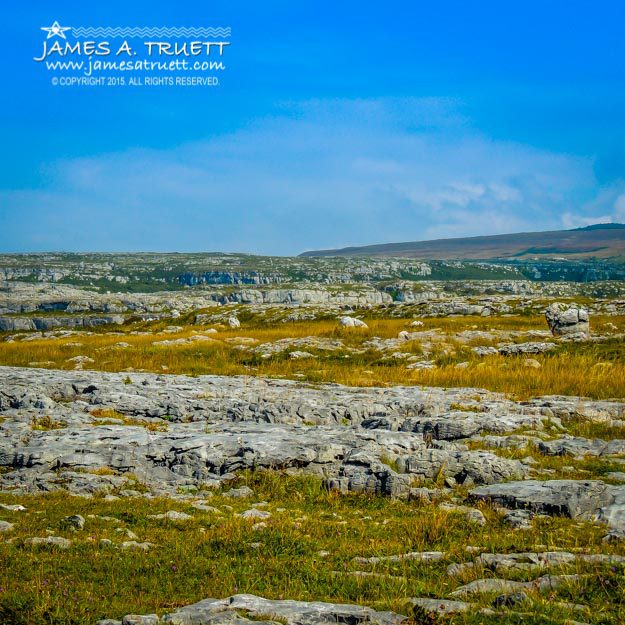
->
(0, 473, 624, 625)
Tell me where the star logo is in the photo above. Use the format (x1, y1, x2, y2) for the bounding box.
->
(41, 21, 71, 39)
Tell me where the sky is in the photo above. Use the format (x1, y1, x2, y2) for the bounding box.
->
(1, 0, 625, 254)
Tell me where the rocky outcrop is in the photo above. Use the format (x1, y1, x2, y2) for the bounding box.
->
(497, 342, 557, 356)
(470, 479, 625, 533)
(0, 315, 125, 332)
(537, 436, 625, 457)
(98, 593, 409, 625)
(0, 412, 526, 499)
(0, 366, 549, 497)
(545, 303, 590, 337)
(0, 366, 577, 432)
(220, 289, 392, 306)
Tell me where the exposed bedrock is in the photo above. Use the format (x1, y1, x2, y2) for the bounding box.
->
(471, 479, 625, 533)
(99, 593, 409, 625)
(0, 366, 562, 496)
(1, 366, 624, 504)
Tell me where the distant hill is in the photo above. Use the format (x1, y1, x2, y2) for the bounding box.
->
(300, 224, 625, 260)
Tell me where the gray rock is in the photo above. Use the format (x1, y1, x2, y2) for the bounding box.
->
(450, 574, 581, 598)
(545, 303, 590, 337)
(289, 351, 315, 360)
(472, 346, 499, 357)
(353, 551, 444, 565)
(160, 594, 407, 625)
(409, 598, 472, 614)
(0, 366, 622, 507)
(450, 578, 529, 598)
(476, 551, 578, 574)
(446, 562, 474, 577)
(62, 514, 85, 529)
(470, 480, 613, 518)
(25, 536, 71, 548)
(120, 541, 153, 551)
(338, 316, 368, 329)
(497, 342, 557, 356)
(538, 437, 625, 457)
(0, 503, 26, 511)
(227, 317, 241, 329)
(122, 615, 159, 625)
(439, 503, 487, 526)
(148, 510, 193, 521)
(239, 509, 271, 520)
(500, 509, 534, 529)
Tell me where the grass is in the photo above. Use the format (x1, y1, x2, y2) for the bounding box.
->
(1, 308, 625, 624)
(0, 313, 623, 400)
(30, 415, 65, 431)
(90, 409, 170, 431)
(0, 473, 624, 625)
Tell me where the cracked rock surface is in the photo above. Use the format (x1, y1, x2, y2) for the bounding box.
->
(0, 366, 533, 497)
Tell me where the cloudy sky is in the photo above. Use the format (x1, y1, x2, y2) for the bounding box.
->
(1, 1, 625, 254)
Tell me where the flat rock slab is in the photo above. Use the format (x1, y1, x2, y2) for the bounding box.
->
(538, 437, 625, 457)
(1, 365, 622, 433)
(0, 366, 535, 497)
(471, 479, 625, 532)
(159, 594, 408, 625)
(449, 574, 581, 598)
(410, 598, 472, 614)
(0, 419, 525, 498)
(353, 551, 444, 565)
(1, 366, 624, 505)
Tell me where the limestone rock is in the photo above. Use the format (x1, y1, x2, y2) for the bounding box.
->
(62, 514, 85, 529)
(148, 510, 193, 521)
(159, 594, 407, 625)
(25, 536, 71, 548)
(545, 303, 590, 337)
(409, 598, 472, 615)
(338, 316, 368, 329)
(470, 480, 613, 518)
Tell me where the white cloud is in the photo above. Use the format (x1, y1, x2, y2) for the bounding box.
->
(614, 194, 625, 219)
(0, 98, 619, 253)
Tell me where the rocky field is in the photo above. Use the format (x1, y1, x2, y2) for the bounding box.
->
(1, 262, 625, 624)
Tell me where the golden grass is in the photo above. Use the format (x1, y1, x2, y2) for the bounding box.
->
(90, 409, 169, 431)
(0, 314, 623, 400)
(30, 415, 65, 430)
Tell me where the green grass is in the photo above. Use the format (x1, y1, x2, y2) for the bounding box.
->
(0, 473, 624, 625)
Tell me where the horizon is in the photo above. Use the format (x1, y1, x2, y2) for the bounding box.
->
(2, 1, 625, 254)
(0, 221, 623, 257)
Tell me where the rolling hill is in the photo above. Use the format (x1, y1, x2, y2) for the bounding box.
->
(300, 223, 625, 260)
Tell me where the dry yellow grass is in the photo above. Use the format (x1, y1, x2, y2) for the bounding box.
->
(0, 314, 623, 400)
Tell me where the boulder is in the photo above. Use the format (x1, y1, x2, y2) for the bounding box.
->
(545, 303, 590, 337)
(227, 316, 241, 328)
(470, 479, 618, 521)
(338, 316, 368, 329)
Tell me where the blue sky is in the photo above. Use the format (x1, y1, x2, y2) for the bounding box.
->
(1, 0, 625, 254)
